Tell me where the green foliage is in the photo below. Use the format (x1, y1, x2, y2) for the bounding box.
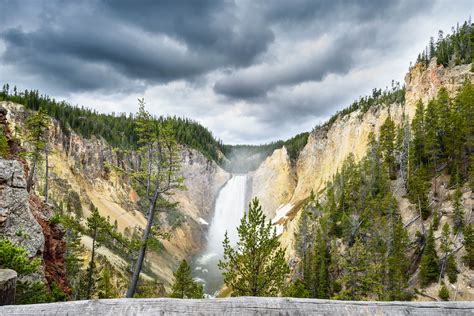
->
(463, 224, 474, 268)
(169, 260, 203, 299)
(49, 282, 68, 302)
(417, 21, 474, 67)
(419, 226, 440, 287)
(219, 198, 289, 296)
(25, 107, 49, 160)
(438, 284, 450, 301)
(337, 239, 377, 300)
(0, 239, 40, 275)
(168, 210, 185, 230)
(451, 185, 464, 234)
(284, 278, 311, 298)
(290, 129, 412, 301)
(379, 116, 397, 179)
(0, 127, 9, 158)
(0, 239, 67, 304)
(440, 223, 458, 283)
(15, 281, 50, 305)
(134, 279, 166, 298)
(324, 83, 405, 129)
(96, 268, 119, 299)
(24, 107, 49, 192)
(0, 86, 225, 162)
(446, 255, 458, 284)
(86, 206, 115, 298)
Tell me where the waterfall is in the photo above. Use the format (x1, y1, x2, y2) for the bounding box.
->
(194, 174, 248, 296)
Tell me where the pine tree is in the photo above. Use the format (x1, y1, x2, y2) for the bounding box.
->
(438, 283, 450, 301)
(285, 278, 311, 298)
(439, 223, 457, 282)
(116, 99, 185, 298)
(386, 209, 410, 300)
(411, 100, 427, 165)
(419, 226, 440, 287)
(312, 226, 331, 298)
(338, 239, 374, 300)
(170, 260, 203, 299)
(379, 116, 397, 179)
(451, 184, 464, 233)
(86, 206, 111, 299)
(25, 107, 49, 193)
(218, 197, 289, 297)
(446, 255, 458, 284)
(97, 268, 118, 299)
(294, 206, 315, 285)
(463, 224, 474, 268)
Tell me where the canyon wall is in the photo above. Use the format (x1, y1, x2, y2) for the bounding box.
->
(2, 101, 230, 285)
(253, 59, 473, 236)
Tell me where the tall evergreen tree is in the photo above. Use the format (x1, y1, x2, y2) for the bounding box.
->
(313, 226, 331, 299)
(86, 206, 110, 299)
(338, 239, 375, 300)
(379, 116, 397, 179)
(439, 223, 456, 283)
(218, 198, 289, 297)
(170, 260, 203, 299)
(115, 99, 185, 298)
(419, 226, 440, 287)
(463, 224, 474, 268)
(386, 208, 410, 300)
(294, 207, 315, 290)
(25, 107, 49, 193)
(451, 184, 464, 233)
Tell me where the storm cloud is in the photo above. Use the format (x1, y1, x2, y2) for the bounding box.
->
(0, 0, 472, 143)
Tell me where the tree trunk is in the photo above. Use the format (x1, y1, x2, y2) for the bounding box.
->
(26, 156, 37, 193)
(86, 228, 97, 299)
(126, 190, 160, 298)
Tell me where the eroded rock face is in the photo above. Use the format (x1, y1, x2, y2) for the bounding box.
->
(250, 147, 296, 218)
(0, 159, 44, 258)
(405, 59, 474, 111)
(1, 101, 230, 285)
(247, 61, 474, 264)
(29, 195, 70, 294)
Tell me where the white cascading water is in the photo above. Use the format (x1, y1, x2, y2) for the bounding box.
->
(193, 174, 248, 296)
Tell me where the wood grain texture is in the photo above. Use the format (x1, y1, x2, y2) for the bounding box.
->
(1, 297, 474, 315)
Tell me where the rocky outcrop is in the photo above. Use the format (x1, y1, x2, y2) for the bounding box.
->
(405, 59, 474, 111)
(0, 159, 44, 258)
(250, 147, 296, 218)
(2, 297, 474, 315)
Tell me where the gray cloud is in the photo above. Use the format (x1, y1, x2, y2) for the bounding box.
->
(0, 0, 471, 144)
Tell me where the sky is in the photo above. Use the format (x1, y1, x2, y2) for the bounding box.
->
(0, 1, 472, 144)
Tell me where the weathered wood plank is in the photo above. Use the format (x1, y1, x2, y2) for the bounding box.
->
(1, 297, 474, 315)
(0, 269, 17, 306)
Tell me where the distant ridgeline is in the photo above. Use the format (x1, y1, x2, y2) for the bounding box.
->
(0, 86, 226, 162)
(222, 132, 309, 173)
(0, 86, 309, 172)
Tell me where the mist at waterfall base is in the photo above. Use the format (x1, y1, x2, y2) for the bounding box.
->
(193, 175, 248, 296)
